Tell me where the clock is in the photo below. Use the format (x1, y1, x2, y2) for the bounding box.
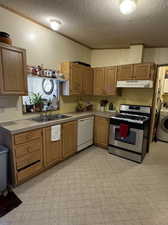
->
(42, 79, 54, 95)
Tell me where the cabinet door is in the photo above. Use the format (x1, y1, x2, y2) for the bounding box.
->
(62, 121, 77, 158)
(93, 68, 105, 96)
(94, 116, 109, 149)
(43, 127, 62, 167)
(104, 66, 117, 95)
(82, 67, 93, 95)
(0, 45, 27, 95)
(117, 64, 133, 81)
(70, 64, 82, 95)
(133, 63, 153, 80)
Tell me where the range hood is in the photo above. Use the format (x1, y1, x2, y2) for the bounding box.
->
(117, 80, 153, 88)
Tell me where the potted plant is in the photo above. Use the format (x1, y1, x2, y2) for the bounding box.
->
(30, 93, 44, 112)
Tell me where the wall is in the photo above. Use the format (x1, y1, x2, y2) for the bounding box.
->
(91, 47, 168, 67)
(0, 7, 91, 122)
(143, 48, 168, 65)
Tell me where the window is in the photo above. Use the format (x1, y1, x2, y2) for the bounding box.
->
(22, 75, 60, 113)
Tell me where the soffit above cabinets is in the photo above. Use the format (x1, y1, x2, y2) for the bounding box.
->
(1, 0, 168, 49)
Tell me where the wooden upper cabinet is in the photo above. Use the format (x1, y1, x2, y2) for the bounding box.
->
(117, 64, 134, 81)
(61, 62, 93, 96)
(94, 116, 109, 149)
(82, 67, 93, 95)
(70, 63, 82, 95)
(133, 63, 155, 80)
(93, 67, 105, 96)
(104, 66, 118, 95)
(62, 121, 77, 159)
(43, 126, 62, 167)
(0, 44, 27, 95)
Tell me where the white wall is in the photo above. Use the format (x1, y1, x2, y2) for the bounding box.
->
(91, 47, 168, 67)
(91, 49, 130, 67)
(143, 48, 168, 65)
(0, 7, 91, 122)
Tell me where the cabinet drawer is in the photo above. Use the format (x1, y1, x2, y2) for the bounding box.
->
(14, 138, 42, 158)
(16, 150, 42, 170)
(17, 161, 42, 183)
(14, 129, 42, 145)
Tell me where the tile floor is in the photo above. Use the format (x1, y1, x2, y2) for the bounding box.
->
(1, 142, 168, 225)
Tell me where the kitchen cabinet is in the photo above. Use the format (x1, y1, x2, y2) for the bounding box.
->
(61, 62, 93, 96)
(94, 116, 109, 149)
(81, 66, 93, 95)
(104, 66, 118, 95)
(62, 121, 77, 158)
(117, 63, 156, 81)
(93, 67, 105, 95)
(117, 64, 133, 81)
(11, 129, 43, 185)
(133, 63, 155, 80)
(93, 66, 118, 96)
(0, 43, 27, 95)
(43, 126, 62, 167)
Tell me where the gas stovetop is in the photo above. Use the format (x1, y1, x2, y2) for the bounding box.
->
(111, 113, 149, 124)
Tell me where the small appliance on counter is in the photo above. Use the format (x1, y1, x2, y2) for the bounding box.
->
(108, 104, 151, 163)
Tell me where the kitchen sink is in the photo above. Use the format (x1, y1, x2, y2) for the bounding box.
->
(30, 114, 72, 123)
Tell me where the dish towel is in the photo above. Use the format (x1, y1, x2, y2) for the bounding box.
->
(119, 123, 129, 139)
(51, 125, 61, 141)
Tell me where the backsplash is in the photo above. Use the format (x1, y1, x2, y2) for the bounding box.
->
(83, 88, 154, 112)
(0, 96, 78, 123)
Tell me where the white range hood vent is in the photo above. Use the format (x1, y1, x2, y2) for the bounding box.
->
(117, 80, 153, 88)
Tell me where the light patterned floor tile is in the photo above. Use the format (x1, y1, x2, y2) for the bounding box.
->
(1, 142, 168, 225)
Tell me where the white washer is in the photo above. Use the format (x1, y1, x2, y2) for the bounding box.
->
(157, 109, 168, 142)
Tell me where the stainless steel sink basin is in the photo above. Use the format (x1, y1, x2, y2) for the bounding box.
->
(30, 114, 72, 123)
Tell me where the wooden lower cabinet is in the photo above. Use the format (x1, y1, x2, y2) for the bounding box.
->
(62, 121, 77, 158)
(43, 126, 62, 167)
(94, 116, 109, 149)
(0, 116, 112, 186)
(13, 129, 43, 185)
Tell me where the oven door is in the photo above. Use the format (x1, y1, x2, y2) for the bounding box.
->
(109, 124, 144, 153)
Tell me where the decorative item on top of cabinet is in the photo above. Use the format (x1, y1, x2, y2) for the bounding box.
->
(61, 62, 93, 96)
(43, 126, 62, 168)
(62, 121, 77, 158)
(93, 66, 118, 96)
(117, 64, 134, 81)
(94, 116, 109, 149)
(133, 63, 156, 80)
(0, 43, 27, 95)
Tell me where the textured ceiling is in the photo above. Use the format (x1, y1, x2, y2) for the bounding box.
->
(0, 0, 168, 49)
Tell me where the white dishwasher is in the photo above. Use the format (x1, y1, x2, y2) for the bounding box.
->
(77, 117, 94, 151)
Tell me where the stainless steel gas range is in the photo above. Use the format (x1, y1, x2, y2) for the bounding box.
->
(108, 104, 151, 163)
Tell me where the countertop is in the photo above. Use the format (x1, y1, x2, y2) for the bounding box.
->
(0, 111, 116, 135)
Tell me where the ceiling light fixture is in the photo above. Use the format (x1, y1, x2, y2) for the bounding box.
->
(49, 19, 62, 31)
(120, 0, 137, 15)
